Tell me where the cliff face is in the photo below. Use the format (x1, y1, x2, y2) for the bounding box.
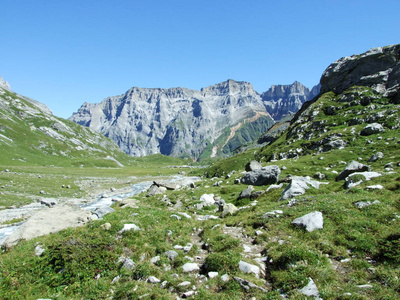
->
(261, 81, 320, 120)
(320, 44, 400, 102)
(70, 80, 274, 159)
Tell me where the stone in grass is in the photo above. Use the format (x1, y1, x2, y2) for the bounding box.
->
(35, 244, 45, 256)
(233, 276, 268, 293)
(368, 152, 384, 162)
(182, 263, 200, 273)
(119, 257, 135, 271)
(164, 250, 179, 261)
(241, 165, 281, 186)
(208, 271, 219, 278)
(221, 203, 239, 218)
(299, 278, 322, 300)
(119, 223, 141, 233)
(360, 123, 384, 136)
(292, 211, 323, 232)
(147, 276, 161, 284)
(336, 160, 370, 181)
(238, 261, 261, 278)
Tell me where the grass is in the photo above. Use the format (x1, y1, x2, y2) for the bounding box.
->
(0, 85, 399, 298)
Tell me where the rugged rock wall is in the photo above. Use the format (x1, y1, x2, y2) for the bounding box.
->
(70, 80, 317, 159)
(71, 80, 273, 159)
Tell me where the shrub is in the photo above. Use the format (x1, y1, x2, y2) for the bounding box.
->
(202, 250, 241, 274)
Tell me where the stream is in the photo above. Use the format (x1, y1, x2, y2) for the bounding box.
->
(0, 176, 199, 246)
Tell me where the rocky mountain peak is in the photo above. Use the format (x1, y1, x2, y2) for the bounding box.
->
(320, 44, 400, 102)
(201, 79, 257, 97)
(261, 81, 320, 120)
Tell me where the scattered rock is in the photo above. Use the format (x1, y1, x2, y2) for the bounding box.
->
(39, 198, 58, 207)
(238, 185, 254, 199)
(336, 160, 370, 181)
(119, 257, 135, 271)
(208, 271, 218, 278)
(365, 184, 384, 190)
(181, 291, 197, 298)
(292, 211, 323, 232)
(241, 165, 281, 186)
(100, 222, 112, 231)
(221, 203, 238, 218)
(368, 152, 384, 162)
(261, 210, 283, 219)
(178, 281, 191, 287)
(147, 276, 161, 284)
(146, 184, 167, 197)
(182, 263, 200, 273)
(280, 176, 327, 200)
(360, 123, 385, 136)
(238, 261, 261, 278)
(221, 274, 230, 282)
(153, 180, 177, 190)
(245, 160, 262, 172)
(354, 200, 380, 208)
(119, 223, 141, 233)
(34, 244, 45, 256)
(266, 183, 283, 191)
(150, 256, 160, 264)
(164, 250, 179, 261)
(299, 278, 322, 300)
(93, 206, 115, 218)
(233, 276, 268, 293)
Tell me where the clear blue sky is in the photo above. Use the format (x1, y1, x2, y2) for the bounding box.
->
(1, 0, 399, 118)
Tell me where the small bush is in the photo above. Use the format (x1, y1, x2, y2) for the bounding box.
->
(377, 234, 400, 264)
(202, 251, 241, 273)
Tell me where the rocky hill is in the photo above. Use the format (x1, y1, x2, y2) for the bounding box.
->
(0, 83, 129, 167)
(70, 80, 318, 159)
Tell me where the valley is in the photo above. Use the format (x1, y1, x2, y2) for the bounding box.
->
(0, 44, 399, 299)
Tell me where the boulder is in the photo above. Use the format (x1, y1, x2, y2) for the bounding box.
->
(238, 261, 261, 278)
(280, 176, 326, 200)
(360, 123, 385, 136)
(344, 171, 382, 189)
(182, 263, 200, 273)
(146, 184, 167, 197)
(241, 165, 281, 186)
(233, 276, 268, 292)
(245, 160, 262, 172)
(119, 223, 141, 233)
(368, 152, 384, 162)
(153, 180, 177, 190)
(221, 203, 238, 218)
(299, 278, 322, 300)
(336, 160, 370, 181)
(164, 250, 179, 261)
(93, 206, 115, 218)
(238, 186, 254, 199)
(292, 211, 323, 232)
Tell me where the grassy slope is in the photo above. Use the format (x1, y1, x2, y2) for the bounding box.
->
(0, 86, 399, 299)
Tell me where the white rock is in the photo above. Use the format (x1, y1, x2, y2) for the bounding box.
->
(238, 261, 260, 278)
(299, 278, 322, 299)
(178, 281, 192, 287)
(182, 263, 200, 273)
(292, 211, 323, 232)
(119, 223, 141, 233)
(147, 276, 161, 284)
(208, 271, 219, 278)
(221, 274, 230, 282)
(365, 185, 384, 190)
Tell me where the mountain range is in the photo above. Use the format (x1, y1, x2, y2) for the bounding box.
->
(70, 80, 319, 159)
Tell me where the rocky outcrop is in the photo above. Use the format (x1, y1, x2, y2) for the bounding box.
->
(320, 44, 400, 102)
(261, 81, 320, 120)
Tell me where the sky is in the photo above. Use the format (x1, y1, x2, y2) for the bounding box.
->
(1, 0, 399, 119)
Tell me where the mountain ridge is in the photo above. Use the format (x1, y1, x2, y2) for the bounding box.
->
(70, 80, 319, 159)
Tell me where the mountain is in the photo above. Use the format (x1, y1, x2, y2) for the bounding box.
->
(0, 81, 128, 167)
(70, 80, 318, 159)
(261, 81, 320, 120)
(70, 80, 275, 160)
